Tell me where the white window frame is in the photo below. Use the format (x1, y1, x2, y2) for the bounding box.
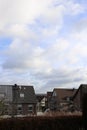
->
(28, 104, 33, 112)
(20, 93, 24, 98)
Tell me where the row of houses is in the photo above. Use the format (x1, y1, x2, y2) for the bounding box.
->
(46, 84, 87, 112)
(0, 84, 86, 116)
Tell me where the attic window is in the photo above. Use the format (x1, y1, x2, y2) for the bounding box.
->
(20, 93, 24, 98)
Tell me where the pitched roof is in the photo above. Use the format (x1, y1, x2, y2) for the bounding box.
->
(36, 93, 46, 102)
(47, 92, 53, 97)
(72, 84, 87, 99)
(13, 85, 37, 104)
(53, 88, 77, 101)
(47, 91, 53, 101)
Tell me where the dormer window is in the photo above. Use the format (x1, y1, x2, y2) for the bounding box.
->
(20, 93, 24, 98)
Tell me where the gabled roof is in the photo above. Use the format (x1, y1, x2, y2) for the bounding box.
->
(47, 91, 53, 100)
(47, 92, 53, 97)
(13, 85, 37, 104)
(53, 88, 77, 101)
(36, 93, 46, 102)
(72, 84, 87, 100)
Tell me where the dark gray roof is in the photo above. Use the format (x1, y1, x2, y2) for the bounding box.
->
(13, 85, 37, 104)
(72, 84, 87, 100)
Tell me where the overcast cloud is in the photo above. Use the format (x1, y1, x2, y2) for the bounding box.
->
(0, 0, 87, 93)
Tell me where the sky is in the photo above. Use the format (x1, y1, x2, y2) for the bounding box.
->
(0, 0, 87, 93)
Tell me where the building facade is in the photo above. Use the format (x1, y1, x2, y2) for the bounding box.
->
(0, 84, 37, 116)
(49, 88, 77, 111)
(72, 84, 87, 111)
(36, 94, 47, 112)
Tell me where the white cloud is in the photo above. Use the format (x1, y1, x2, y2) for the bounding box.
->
(31, 67, 87, 92)
(0, 0, 86, 92)
(65, 1, 84, 15)
(0, 0, 84, 34)
(66, 18, 87, 65)
(0, 0, 50, 25)
(6, 24, 37, 40)
(2, 38, 51, 73)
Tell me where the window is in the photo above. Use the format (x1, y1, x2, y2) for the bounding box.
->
(20, 93, 24, 98)
(28, 105, 33, 112)
(17, 104, 22, 114)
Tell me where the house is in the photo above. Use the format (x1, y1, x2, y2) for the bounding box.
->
(40, 96, 47, 112)
(0, 84, 37, 116)
(12, 84, 37, 115)
(72, 84, 87, 111)
(36, 94, 47, 112)
(49, 88, 77, 111)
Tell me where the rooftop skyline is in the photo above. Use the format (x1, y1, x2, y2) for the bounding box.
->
(0, 0, 87, 93)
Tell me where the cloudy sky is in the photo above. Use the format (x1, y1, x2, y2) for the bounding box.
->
(0, 0, 87, 93)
